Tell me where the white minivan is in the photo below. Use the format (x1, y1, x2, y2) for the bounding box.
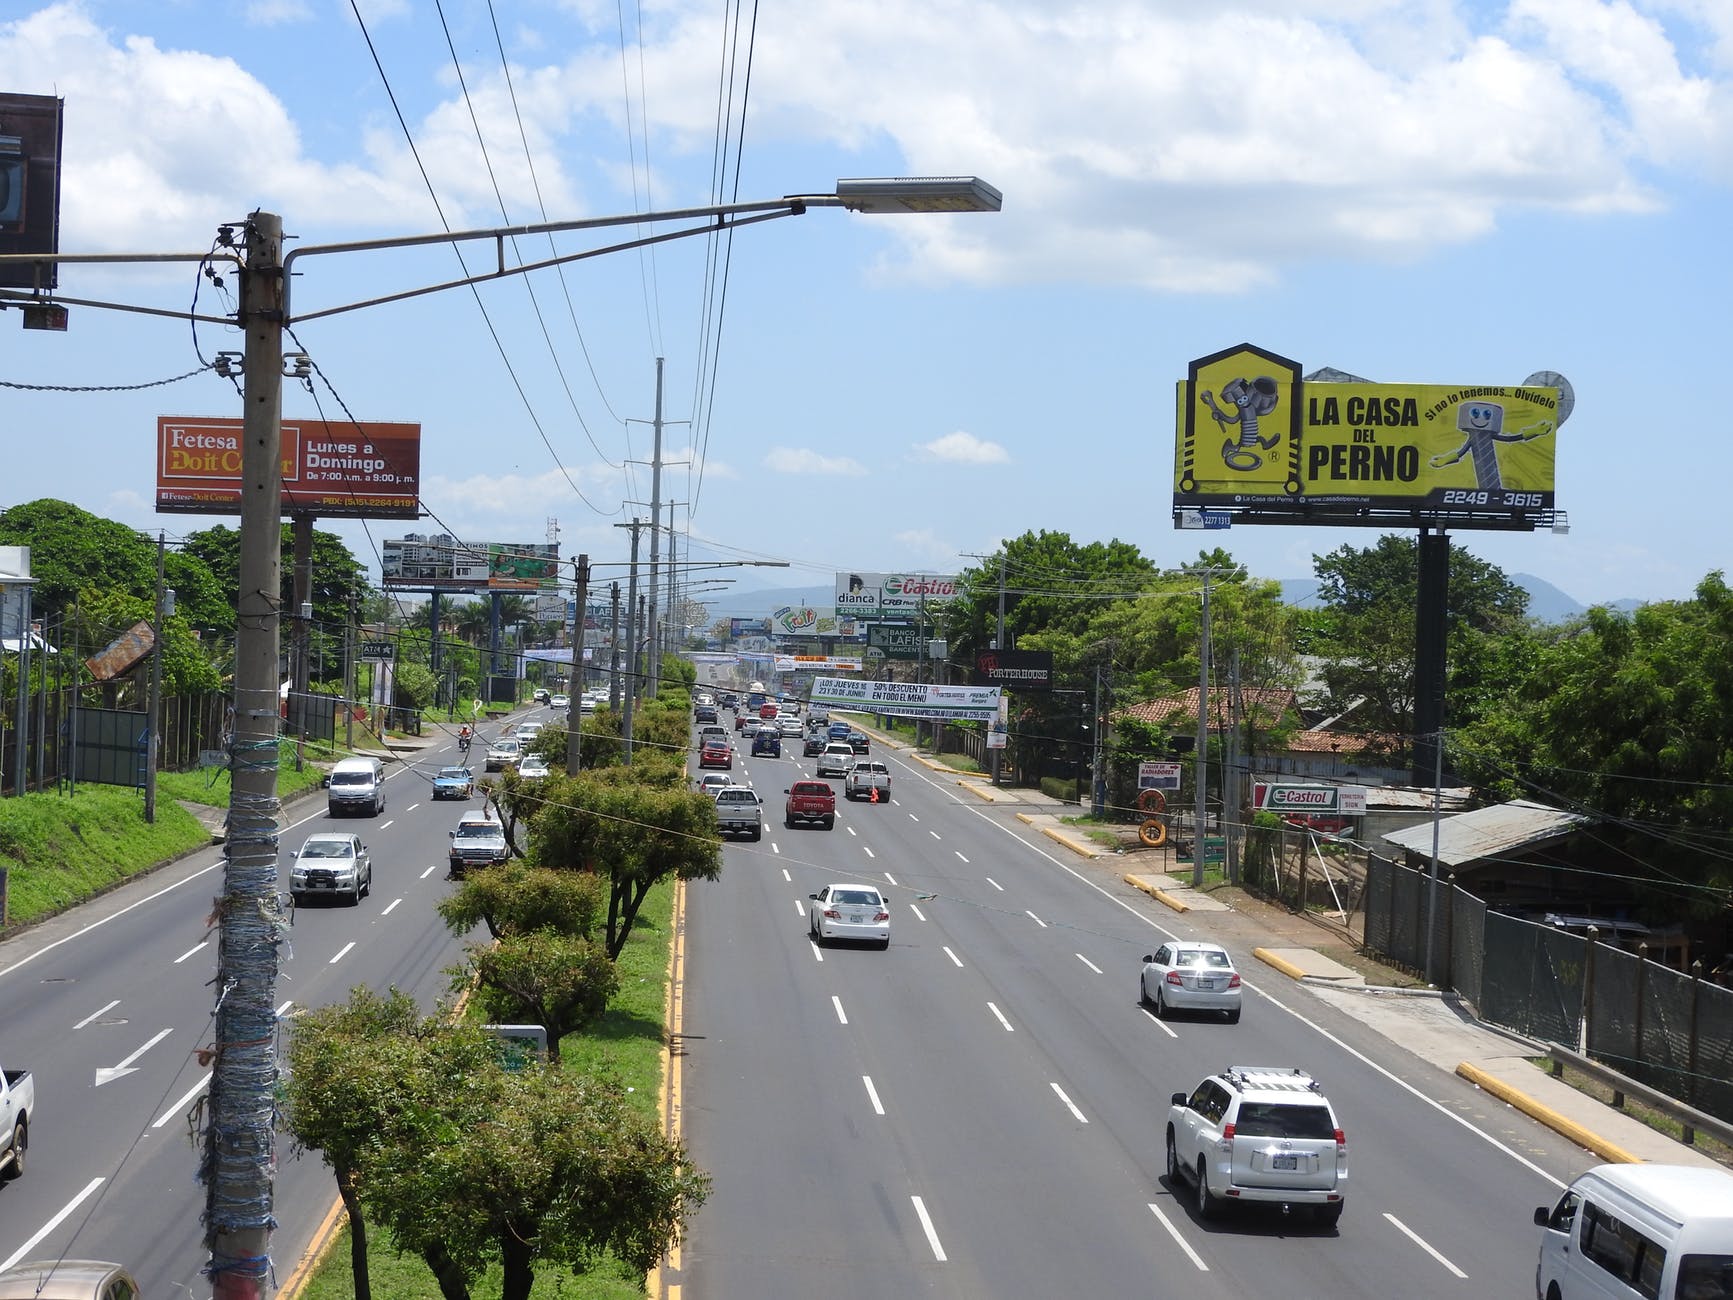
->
(326, 755, 386, 817)
(1534, 1163, 1733, 1300)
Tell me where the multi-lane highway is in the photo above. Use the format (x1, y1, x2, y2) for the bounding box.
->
(0, 725, 501, 1292)
(677, 712, 1608, 1299)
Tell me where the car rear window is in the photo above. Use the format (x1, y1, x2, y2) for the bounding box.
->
(1234, 1102, 1335, 1139)
(1176, 949, 1230, 967)
(793, 782, 830, 796)
(835, 890, 882, 906)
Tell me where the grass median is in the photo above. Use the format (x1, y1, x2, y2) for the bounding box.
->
(293, 876, 678, 1300)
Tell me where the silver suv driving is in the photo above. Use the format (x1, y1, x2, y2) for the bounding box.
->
(1166, 1066, 1347, 1226)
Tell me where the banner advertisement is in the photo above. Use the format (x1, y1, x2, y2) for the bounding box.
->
(1253, 782, 1368, 815)
(810, 677, 1000, 723)
(1172, 344, 1561, 528)
(487, 542, 560, 591)
(834, 572, 963, 618)
(382, 535, 491, 590)
(774, 655, 862, 673)
(156, 417, 422, 518)
(0, 93, 65, 292)
(867, 623, 921, 660)
(972, 648, 1053, 690)
(772, 605, 841, 636)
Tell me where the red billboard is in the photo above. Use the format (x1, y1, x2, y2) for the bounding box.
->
(155, 416, 422, 519)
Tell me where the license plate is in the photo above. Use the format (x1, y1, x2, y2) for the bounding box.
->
(1272, 1155, 1299, 1170)
(1198, 978, 1218, 989)
(848, 913, 865, 923)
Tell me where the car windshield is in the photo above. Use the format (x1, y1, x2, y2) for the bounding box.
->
(1176, 949, 1231, 968)
(437, 768, 468, 780)
(300, 839, 352, 859)
(330, 771, 371, 786)
(834, 890, 882, 907)
(1233, 1102, 1335, 1139)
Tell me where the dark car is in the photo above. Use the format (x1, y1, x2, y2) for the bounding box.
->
(803, 734, 827, 757)
(694, 704, 718, 724)
(751, 730, 782, 757)
(847, 731, 870, 754)
(827, 721, 852, 741)
(719, 692, 738, 710)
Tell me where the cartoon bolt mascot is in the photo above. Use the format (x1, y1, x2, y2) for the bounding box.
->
(1201, 375, 1281, 471)
(1428, 401, 1553, 490)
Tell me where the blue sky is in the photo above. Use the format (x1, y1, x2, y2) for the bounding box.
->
(3, 0, 1731, 611)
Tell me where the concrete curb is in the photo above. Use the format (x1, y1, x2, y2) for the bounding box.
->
(1124, 874, 1189, 913)
(1253, 947, 1310, 981)
(1040, 824, 1103, 859)
(957, 781, 998, 802)
(1455, 1062, 1641, 1165)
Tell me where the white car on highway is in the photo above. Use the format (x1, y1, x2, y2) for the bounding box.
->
(290, 832, 373, 906)
(808, 883, 890, 948)
(1140, 941, 1242, 1022)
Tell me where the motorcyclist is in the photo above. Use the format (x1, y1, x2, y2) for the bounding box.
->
(457, 724, 472, 754)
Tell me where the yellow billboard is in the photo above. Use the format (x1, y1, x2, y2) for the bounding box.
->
(1173, 344, 1560, 526)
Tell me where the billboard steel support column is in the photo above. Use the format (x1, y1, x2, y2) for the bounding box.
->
(1413, 529, 1449, 784)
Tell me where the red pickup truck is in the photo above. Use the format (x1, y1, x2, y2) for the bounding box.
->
(784, 780, 836, 830)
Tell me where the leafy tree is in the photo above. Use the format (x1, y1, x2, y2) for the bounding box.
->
(945, 529, 1159, 657)
(461, 930, 619, 1060)
(1308, 534, 1529, 736)
(162, 549, 231, 637)
(0, 500, 158, 614)
(392, 660, 437, 711)
(436, 861, 607, 941)
(179, 522, 368, 634)
(532, 769, 721, 958)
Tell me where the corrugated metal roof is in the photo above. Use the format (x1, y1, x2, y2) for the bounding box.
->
(1380, 798, 1592, 868)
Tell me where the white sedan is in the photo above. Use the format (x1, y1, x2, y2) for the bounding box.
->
(1140, 941, 1241, 1022)
(808, 883, 890, 949)
(776, 715, 803, 738)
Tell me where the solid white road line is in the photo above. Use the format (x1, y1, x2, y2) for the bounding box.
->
(987, 1002, 1015, 1031)
(832, 995, 848, 1025)
(1146, 1203, 1209, 1271)
(863, 1075, 885, 1115)
(1076, 953, 1102, 974)
(955, 851, 969, 863)
(329, 942, 357, 965)
(419, 864, 440, 879)
(942, 946, 964, 968)
(985, 876, 1003, 891)
(173, 942, 208, 964)
(381, 898, 402, 916)
(1141, 1006, 1179, 1039)
(1050, 1082, 1089, 1124)
(909, 903, 927, 922)
(1, 1177, 107, 1271)
(153, 1074, 211, 1129)
(1026, 910, 1048, 928)
(1385, 1213, 1468, 1278)
(910, 1196, 948, 1262)
(74, 999, 120, 1030)
(884, 871, 898, 885)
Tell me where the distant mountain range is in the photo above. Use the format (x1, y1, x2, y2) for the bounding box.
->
(705, 576, 1643, 625)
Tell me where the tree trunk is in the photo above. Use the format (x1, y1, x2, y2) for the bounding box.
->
(499, 1230, 535, 1300)
(420, 1243, 471, 1300)
(338, 1176, 371, 1300)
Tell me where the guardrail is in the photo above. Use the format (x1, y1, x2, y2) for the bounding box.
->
(1546, 1041, 1733, 1151)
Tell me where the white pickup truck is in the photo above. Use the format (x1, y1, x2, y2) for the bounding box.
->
(1, 1062, 33, 1180)
(843, 760, 891, 802)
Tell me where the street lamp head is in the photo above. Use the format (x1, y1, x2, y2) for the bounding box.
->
(832, 176, 1003, 214)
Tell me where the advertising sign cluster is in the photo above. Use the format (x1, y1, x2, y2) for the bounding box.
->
(1173, 344, 1562, 529)
(487, 543, 560, 591)
(834, 572, 963, 619)
(774, 655, 862, 673)
(867, 623, 921, 660)
(810, 677, 1000, 723)
(1253, 783, 1368, 815)
(0, 93, 64, 291)
(156, 416, 422, 519)
(730, 617, 770, 637)
(380, 536, 560, 591)
(972, 648, 1053, 691)
(772, 606, 859, 637)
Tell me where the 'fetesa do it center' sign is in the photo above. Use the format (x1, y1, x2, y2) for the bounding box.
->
(156, 416, 422, 519)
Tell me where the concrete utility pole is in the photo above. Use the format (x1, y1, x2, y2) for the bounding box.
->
(608, 582, 622, 712)
(205, 209, 284, 1299)
(143, 531, 166, 824)
(617, 520, 645, 761)
(1193, 568, 1212, 888)
(646, 358, 665, 697)
(992, 551, 1007, 785)
(565, 553, 589, 776)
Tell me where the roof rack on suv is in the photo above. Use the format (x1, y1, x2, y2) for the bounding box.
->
(1222, 1066, 1323, 1093)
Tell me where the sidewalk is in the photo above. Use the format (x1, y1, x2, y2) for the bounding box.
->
(854, 715, 1726, 1172)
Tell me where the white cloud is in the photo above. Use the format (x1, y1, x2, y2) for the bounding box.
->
(763, 447, 867, 476)
(916, 431, 1009, 465)
(245, 0, 312, 26)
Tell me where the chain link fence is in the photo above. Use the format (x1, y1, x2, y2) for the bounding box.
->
(1364, 854, 1733, 1124)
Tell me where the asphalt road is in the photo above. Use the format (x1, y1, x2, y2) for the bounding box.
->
(678, 713, 1608, 1299)
(0, 722, 514, 1293)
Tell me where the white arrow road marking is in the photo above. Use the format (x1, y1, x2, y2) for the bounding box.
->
(1, 1178, 106, 1271)
(94, 1027, 172, 1087)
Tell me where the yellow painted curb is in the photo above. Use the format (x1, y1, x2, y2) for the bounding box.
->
(649, 877, 689, 1299)
(1455, 1062, 1641, 1165)
(1253, 947, 1310, 981)
(1039, 825, 1101, 859)
(1122, 875, 1187, 912)
(1015, 812, 1038, 825)
(957, 781, 997, 802)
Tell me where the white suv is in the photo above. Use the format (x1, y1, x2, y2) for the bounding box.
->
(1166, 1066, 1347, 1226)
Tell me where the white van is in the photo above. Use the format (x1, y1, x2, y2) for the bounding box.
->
(326, 755, 386, 817)
(1535, 1163, 1733, 1300)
